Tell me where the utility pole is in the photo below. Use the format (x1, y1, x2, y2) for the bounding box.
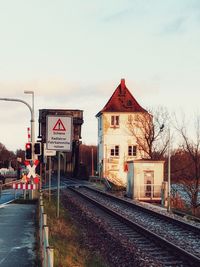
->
(91, 147, 94, 176)
(167, 128, 171, 212)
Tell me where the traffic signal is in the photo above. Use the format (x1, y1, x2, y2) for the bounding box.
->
(34, 142, 41, 155)
(25, 143, 32, 160)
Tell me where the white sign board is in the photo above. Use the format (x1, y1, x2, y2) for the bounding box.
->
(44, 143, 56, 156)
(46, 115, 72, 151)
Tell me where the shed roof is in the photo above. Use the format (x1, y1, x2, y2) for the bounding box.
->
(96, 79, 147, 117)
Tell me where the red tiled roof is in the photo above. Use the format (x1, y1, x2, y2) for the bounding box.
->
(96, 79, 147, 117)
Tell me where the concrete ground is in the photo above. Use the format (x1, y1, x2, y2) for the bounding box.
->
(0, 204, 37, 267)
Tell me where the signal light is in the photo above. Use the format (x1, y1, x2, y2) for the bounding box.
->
(25, 142, 32, 160)
(34, 143, 41, 155)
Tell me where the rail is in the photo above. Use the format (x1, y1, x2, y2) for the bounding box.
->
(89, 176, 112, 190)
(84, 186, 200, 233)
(69, 187, 200, 266)
(39, 192, 54, 267)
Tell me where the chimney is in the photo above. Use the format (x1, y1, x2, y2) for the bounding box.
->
(119, 78, 126, 95)
(121, 78, 125, 90)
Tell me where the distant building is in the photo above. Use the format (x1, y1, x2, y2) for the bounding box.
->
(38, 109, 83, 177)
(96, 79, 149, 186)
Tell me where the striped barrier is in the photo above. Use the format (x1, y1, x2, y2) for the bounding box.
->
(13, 183, 36, 190)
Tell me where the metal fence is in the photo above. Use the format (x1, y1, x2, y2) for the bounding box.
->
(39, 192, 54, 267)
(0, 179, 19, 199)
(138, 184, 162, 199)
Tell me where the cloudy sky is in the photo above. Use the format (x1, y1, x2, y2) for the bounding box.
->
(0, 0, 200, 152)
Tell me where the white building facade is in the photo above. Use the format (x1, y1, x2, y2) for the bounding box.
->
(96, 79, 149, 186)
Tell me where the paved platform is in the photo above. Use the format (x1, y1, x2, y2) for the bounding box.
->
(0, 204, 36, 267)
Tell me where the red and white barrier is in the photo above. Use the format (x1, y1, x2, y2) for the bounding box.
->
(13, 183, 36, 190)
(27, 127, 31, 142)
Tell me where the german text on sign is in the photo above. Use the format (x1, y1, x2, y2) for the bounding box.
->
(46, 115, 72, 151)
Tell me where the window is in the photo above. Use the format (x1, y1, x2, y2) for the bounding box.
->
(127, 100, 132, 107)
(110, 145, 119, 157)
(111, 115, 119, 127)
(128, 145, 137, 156)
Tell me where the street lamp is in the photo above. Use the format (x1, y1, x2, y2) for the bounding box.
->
(159, 123, 171, 211)
(24, 91, 35, 160)
(0, 93, 36, 200)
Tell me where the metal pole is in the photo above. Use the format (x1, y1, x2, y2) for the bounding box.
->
(57, 152, 61, 218)
(0, 97, 34, 153)
(40, 162, 42, 190)
(49, 156, 51, 202)
(24, 91, 35, 160)
(0, 181, 2, 198)
(25, 91, 35, 199)
(44, 160, 47, 186)
(91, 148, 94, 176)
(0, 97, 34, 199)
(167, 128, 171, 212)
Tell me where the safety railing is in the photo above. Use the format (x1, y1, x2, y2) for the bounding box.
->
(0, 179, 21, 200)
(138, 184, 162, 199)
(39, 192, 54, 267)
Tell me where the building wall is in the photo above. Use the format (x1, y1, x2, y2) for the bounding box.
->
(97, 112, 148, 186)
(127, 160, 164, 200)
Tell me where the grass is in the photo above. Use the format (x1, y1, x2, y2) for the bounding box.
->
(43, 192, 108, 267)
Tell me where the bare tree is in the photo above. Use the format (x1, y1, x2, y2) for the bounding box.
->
(0, 142, 15, 168)
(127, 106, 169, 159)
(175, 114, 200, 215)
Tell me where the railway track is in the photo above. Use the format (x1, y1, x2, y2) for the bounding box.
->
(66, 186, 200, 267)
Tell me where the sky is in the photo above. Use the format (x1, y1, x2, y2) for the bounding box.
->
(0, 0, 200, 152)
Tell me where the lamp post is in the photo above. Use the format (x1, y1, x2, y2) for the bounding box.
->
(167, 128, 171, 212)
(0, 93, 36, 200)
(24, 91, 35, 160)
(0, 98, 33, 132)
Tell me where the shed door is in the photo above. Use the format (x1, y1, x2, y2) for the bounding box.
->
(144, 171, 154, 198)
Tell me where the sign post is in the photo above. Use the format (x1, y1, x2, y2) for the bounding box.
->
(48, 156, 52, 202)
(43, 143, 55, 202)
(57, 152, 61, 218)
(46, 115, 72, 218)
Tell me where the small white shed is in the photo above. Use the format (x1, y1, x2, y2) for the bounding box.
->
(126, 159, 165, 202)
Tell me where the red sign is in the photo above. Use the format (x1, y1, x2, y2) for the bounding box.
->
(53, 119, 66, 131)
(24, 160, 40, 184)
(124, 163, 129, 172)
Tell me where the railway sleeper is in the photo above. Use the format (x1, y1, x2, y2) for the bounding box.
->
(163, 262, 187, 267)
(128, 235, 149, 241)
(69, 188, 200, 267)
(141, 246, 164, 252)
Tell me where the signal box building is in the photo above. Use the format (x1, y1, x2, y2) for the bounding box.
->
(38, 109, 83, 177)
(96, 79, 164, 201)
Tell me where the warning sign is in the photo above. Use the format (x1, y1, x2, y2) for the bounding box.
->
(53, 119, 66, 131)
(46, 115, 72, 151)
